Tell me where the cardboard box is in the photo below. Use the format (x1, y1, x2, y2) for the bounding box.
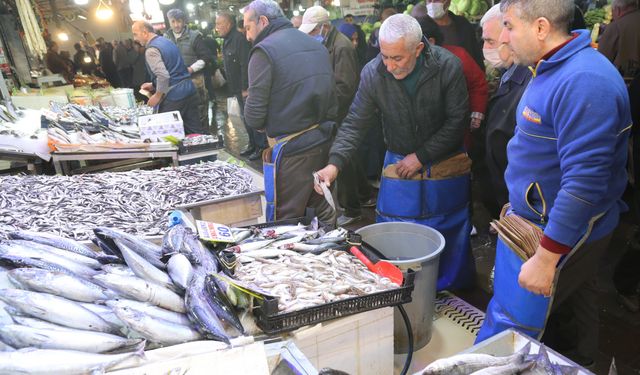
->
(178, 191, 264, 227)
(138, 111, 185, 142)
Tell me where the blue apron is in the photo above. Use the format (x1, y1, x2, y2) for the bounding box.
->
(475, 209, 602, 343)
(376, 151, 474, 291)
(263, 125, 320, 222)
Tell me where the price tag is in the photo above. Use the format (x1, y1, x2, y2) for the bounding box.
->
(196, 220, 236, 243)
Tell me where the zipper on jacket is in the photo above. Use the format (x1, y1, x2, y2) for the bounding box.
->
(525, 182, 547, 223)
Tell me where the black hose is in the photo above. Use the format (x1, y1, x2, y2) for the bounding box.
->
(397, 304, 413, 375)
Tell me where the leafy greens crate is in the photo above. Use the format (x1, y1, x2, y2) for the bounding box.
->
(253, 270, 415, 335)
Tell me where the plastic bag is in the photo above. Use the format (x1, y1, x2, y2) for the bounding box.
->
(227, 97, 241, 117)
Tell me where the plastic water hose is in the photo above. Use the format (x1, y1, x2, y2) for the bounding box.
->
(397, 304, 413, 375)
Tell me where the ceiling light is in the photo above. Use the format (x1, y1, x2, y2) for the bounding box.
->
(186, 3, 194, 11)
(158, 0, 175, 5)
(78, 14, 87, 19)
(74, 0, 89, 5)
(83, 56, 92, 63)
(96, 0, 114, 20)
(57, 32, 69, 41)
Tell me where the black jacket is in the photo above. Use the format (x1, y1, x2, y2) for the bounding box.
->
(222, 28, 251, 95)
(484, 64, 532, 208)
(324, 26, 359, 123)
(328, 43, 469, 170)
(445, 12, 484, 70)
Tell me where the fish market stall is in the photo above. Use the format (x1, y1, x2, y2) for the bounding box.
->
(0, 161, 260, 241)
(0, 102, 51, 172)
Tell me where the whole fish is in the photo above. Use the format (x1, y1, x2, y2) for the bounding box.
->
(0, 254, 79, 277)
(0, 340, 145, 374)
(78, 303, 130, 335)
(279, 242, 338, 254)
(11, 316, 78, 332)
(0, 242, 99, 278)
(421, 343, 530, 375)
(93, 273, 186, 313)
(105, 300, 192, 326)
(0, 289, 118, 334)
(185, 272, 231, 344)
(8, 268, 117, 303)
(0, 324, 143, 353)
(8, 240, 102, 269)
(226, 239, 276, 253)
(94, 227, 164, 267)
(167, 253, 195, 291)
(183, 234, 218, 273)
(161, 224, 188, 258)
(469, 361, 533, 374)
(101, 264, 136, 276)
(115, 239, 177, 292)
(204, 274, 244, 334)
(7, 231, 99, 260)
(113, 306, 201, 346)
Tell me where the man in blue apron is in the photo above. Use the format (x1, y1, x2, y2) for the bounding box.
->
(131, 21, 204, 136)
(473, 0, 632, 368)
(242, 0, 337, 225)
(314, 14, 474, 290)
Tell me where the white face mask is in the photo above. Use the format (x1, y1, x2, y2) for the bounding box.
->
(483, 47, 506, 69)
(427, 3, 446, 19)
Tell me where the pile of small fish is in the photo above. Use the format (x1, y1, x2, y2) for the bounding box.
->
(0, 161, 256, 241)
(182, 134, 219, 147)
(220, 223, 399, 313)
(45, 103, 152, 145)
(421, 343, 584, 375)
(0, 226, 246, 373)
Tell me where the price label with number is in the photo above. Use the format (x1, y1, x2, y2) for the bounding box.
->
(196, 220, 236, 243)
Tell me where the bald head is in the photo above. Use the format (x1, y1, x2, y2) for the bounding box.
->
(132, 21, 155, 45)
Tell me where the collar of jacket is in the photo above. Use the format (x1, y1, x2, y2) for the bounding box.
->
(375, 38, 439, 85)
(223, 28, 240, 40)
(252, 17, 293, 46)
(531, 29, 591, 77)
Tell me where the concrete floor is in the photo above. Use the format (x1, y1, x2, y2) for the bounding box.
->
(216, 101, 640, 375)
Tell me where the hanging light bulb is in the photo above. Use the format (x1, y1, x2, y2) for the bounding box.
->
(96, 0, 114, 20)
(57, 32, 69, 41)
(74, 0, 89, 5)
(158, 0, 175, 5)
(83, 56, 92, 63)
(185, 3, 195, 11)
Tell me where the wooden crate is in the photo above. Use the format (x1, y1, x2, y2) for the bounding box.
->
(178, 190, 264, 227)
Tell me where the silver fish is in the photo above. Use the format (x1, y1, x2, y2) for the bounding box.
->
(93, 273, 186, 313)
(115, 239, 177, 292)
(0, 340, 145, 374)
(8, 240, 102, 269)
(167, 253, 195, 291)
(7, 268, 116, 303)
(0, 324, 143, 353)
(101, 264, 136, 276)
(11, 316, 79, 332)
(104, 300, 192, 327)
(7, 231, 99, 259)
(113, 306, 202, 346)
(0, 242, 98, 279)
(0, 289, 118, 334)
(421, 343, 530, 375)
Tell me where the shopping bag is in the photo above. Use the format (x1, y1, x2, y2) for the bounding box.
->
(227, 97, 241, 117)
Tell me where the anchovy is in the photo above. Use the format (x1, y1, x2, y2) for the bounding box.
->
(0, 340, 145, 374)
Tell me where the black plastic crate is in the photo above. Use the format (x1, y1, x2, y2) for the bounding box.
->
(253, 270, 416, 335)
(178, 140, 222, 155)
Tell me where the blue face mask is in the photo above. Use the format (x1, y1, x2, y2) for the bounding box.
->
(312, 34, 324, 43)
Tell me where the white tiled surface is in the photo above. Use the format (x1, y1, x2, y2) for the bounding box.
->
(293, 307, 395, 374)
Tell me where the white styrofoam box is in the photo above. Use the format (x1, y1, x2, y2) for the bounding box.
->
(138, 111, 184, 142)
(292, 307, 394, 375)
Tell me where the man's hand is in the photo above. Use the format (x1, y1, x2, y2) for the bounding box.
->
(147, 92, 163, 107)
(518, 245, 562, 297)
(140, 82, 154, 92)
(242, 90, 248, 98)
(187, 67, 194, 74)
(313, 164, 339, 195)
(470, 117, 482, 130)
(396, 153, 423, 179)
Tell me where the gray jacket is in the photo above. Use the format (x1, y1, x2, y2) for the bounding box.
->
(328, 43, 469, 170)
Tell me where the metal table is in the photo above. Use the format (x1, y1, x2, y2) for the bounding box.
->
(0, 150, 43, 174)
(52, 147, 179, 175)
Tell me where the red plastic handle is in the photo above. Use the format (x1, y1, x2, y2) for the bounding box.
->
(350, 246, 375, 271)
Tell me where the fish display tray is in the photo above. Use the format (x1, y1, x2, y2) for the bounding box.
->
(253, 270, 416, 335)
(177, 140, 222, 155)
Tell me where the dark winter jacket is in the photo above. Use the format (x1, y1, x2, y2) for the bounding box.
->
(222, 28, 251, 94)
(323, 26, 359, 123)
(328, 42, 469, 170)
(442, 11, 484, 70)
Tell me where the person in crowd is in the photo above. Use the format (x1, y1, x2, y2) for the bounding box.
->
(477, 4, 532, 218)
(45, 42, 74, 82)
(131, 41, 149, 103)
(59, 50, 77, 77)
(338, 23, 367, 71)
(415, 15, 487, 143)
(114, 40, 133, 88)
(98, 39, 121, 87)
(201, 33, 219, 129)
(474, 0, 631, 368)
(290, 15, 303, 28)
(314, 14, 472, 290)
(414, 0, 484, 69)
(299, 5, 370, 226)
(165, 9, 215, 135)
(344, 13, 354, 24)
(73, 42, 97, 75)
(598, 0, 640, 78)
(216, 12, 268, 160)
(366, 7, 397, 62)
(243, 0, 337, 224)
(132, 21, 205, 135)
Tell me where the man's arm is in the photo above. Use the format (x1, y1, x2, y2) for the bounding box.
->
(414, 55, 469, 165)
(597, 23, 619, 64)
(244, 49, 272, 131)
(144, 47, 170, 106)
(190, 35, 213, 74)
(238, 36, 252, 92)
